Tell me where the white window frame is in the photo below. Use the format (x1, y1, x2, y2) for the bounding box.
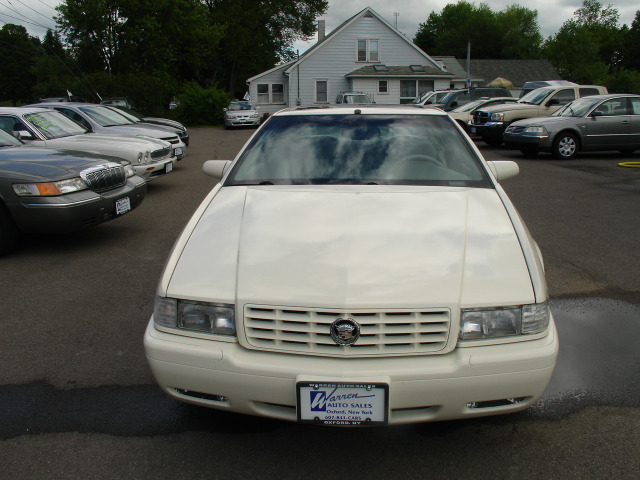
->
(315, 79, 329, 104)
(255, 83, 285, 105)
(356, 39, 380, 63)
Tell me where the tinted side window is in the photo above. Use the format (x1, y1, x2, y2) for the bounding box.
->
(630, 98, 640, 115)
(551, 89, 576, 105)
(579, 88, 600, 97)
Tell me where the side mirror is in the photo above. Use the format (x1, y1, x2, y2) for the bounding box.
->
(202, 160, 231, 178)
(222, 108, 228, 112)
(591, 110, 604, 117)
(487, 160, 519, 182)
(546, 98, 559, 107)
(15, 130, 34, 140)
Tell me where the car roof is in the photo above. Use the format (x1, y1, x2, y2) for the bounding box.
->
(0, 106, 52, 114)
(274, 105, 449, 117)
(575, 93, 639, 101)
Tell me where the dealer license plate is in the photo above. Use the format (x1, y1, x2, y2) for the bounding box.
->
(174, 147, 183, 157)
(115, 197, 131, 215)
(297, 382, 388, 426)
(165, 162, 173, 173)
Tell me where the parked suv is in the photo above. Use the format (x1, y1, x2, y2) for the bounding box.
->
(335, 92, 373, 104)
(470, 84, 608, 146)
(430, 88, 512, 112)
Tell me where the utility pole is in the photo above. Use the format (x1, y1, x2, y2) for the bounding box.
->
(394, 12, 399, 29)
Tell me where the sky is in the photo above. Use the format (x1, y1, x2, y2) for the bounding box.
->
(1, 0, 638, 51)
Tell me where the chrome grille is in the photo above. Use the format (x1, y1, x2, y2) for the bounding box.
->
(80, 162, 126, 192)
(151, 147, 171, 159)
(472, 111, 490, 125)
(244, 305, 451, 357)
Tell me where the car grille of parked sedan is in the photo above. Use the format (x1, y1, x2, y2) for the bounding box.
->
(151, 147, 171, 159)
(80, 162, 127, 193)
(244, 305, 451, 356)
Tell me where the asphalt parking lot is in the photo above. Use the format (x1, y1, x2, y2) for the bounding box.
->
(1, 126, 639, 479)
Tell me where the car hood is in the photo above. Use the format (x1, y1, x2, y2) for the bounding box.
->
(165, 186, 535, 309)
(99, 124, 179, 140)
(479, 102, 539, 113)
(510, 116, 582, 128)
(56, 132, 170, 149)
(0, 145, 121, 180)
(142, 117, 186, 131)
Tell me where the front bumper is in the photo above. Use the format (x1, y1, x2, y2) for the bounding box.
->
(470, 121, 506, 137)
(135, 158, 174, 181)
(12, 175, 146, 233)
(503, 133, 553, 151)
(144, 315, 558, 425)
(224, 117, 260, 127)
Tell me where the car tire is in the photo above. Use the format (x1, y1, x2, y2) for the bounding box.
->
(552, 132, 578, 160)
(0, 202, 21, 256)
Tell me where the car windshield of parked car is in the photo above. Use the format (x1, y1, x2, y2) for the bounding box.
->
(0, 127, 23, 147)
(228, 102, 255, 111)
(23, 111, 89, 139)
(227, 114, 490, 187)
(343, 95, 371, 104)
(551, 98, 601, 118)
(451, 99, 486, 113)
(78, 105, 135, 126)
(518, 87, 554, 105)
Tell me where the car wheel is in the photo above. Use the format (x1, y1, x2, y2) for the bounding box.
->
(0, 202, 21, 256)
(482, 134, 503, 147)
(552, 132, 578, 159)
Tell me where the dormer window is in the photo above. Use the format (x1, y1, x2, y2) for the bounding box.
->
(357, 39, 379, 62)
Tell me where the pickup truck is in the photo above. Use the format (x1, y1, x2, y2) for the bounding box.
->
(469, 85, 608, 146)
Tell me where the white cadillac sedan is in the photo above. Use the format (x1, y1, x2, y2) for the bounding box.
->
(144, 106, 558, 426)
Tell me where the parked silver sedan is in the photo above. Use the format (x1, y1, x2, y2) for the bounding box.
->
(503, 94, 640, 159)
(223, 101, 261, 128)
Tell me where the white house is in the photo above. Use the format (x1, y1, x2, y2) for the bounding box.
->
(247, 7, 469, 115)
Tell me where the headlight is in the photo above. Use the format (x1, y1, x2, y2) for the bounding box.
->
(137, 153, 143, 164)
(250, 113, 259, 118)
(12, 177, 87, 196)
(490, 112, 505, 122)
(523, 126, 548, 135)
(459, 302, 550, 340)
(154, 296, 236, 336)
(144, 151, 151, 163)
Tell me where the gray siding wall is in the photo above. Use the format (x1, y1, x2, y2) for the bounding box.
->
(292, 15, 440, 106)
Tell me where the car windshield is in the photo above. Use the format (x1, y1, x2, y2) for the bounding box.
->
(107, 106, 141, 122)
(518, 87, 554, 105)
(343, 95, 371, 104)
(0, 128, 22, 147)
(79, 105, 135, 126)
(451, 99, 486, 112)
(551, 97, 601, 117)
(228, 102, 255, 111)
(227, 114, 490, 187)
(23, 111, 89, 139)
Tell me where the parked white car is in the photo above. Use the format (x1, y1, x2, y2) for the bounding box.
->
(144, 106, 558, 426)
(0, 107, 175, 181)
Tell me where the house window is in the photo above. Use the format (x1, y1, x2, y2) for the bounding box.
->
(257, 84, 269, 104)
(378, 80, 388, 94)
(356, 39, 380, 62)
(272, 84, 284, 103)
(400, 80, 434, 104)
(315, 80, 328, 103)
(256, 83, 285, 104)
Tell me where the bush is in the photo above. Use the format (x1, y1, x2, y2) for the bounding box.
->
(176, 82, 231, 126)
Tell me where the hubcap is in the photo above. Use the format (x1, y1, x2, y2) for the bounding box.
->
(558, 137, 576, 157)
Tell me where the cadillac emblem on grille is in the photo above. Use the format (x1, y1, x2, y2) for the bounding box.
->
(330, 318, 360, 346)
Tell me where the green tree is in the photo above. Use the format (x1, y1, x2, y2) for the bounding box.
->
(620, 11, 640, 71)
(543, 0, 624, 85)
(203, 0, 328, 96)
(0, 24, 41, 105)
(413, 1, 541, 59)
